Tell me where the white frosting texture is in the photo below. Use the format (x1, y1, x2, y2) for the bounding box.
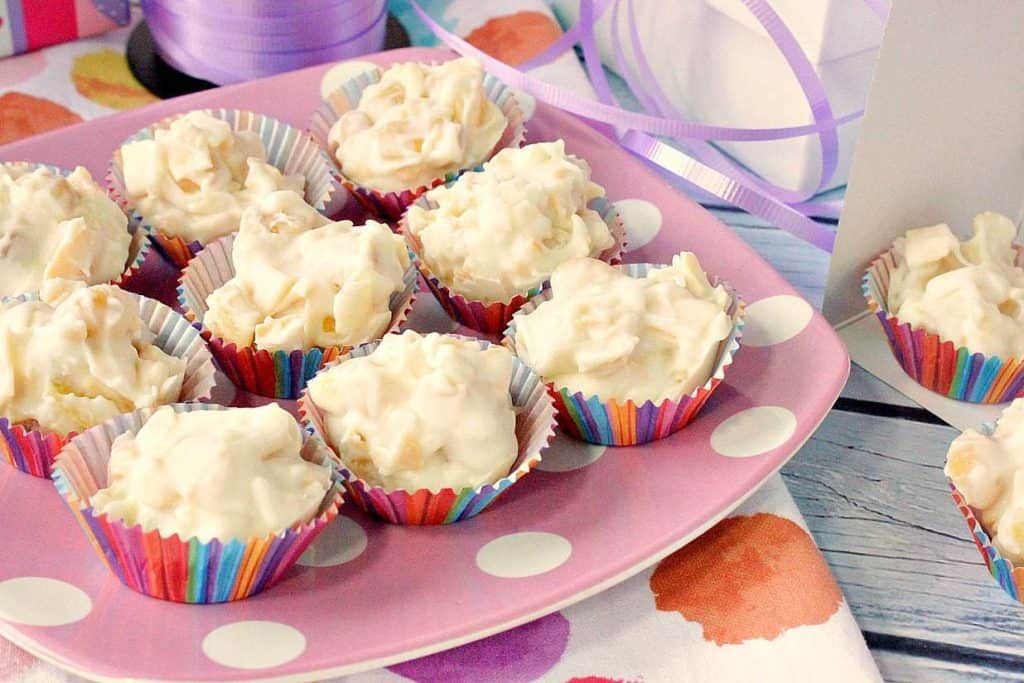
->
(91, 404, 332, 542)
(405, 141, 615, 303)
(327, 58, 506, 192)
(120, 111, 304, 244)
(202, 190, 410, 352)
(307, 332, 517, 492)
(0, 282, 186, 435)
(0, 165, 130, 296)
(513, 253, 732, 403)
(946, 398, 1024, 563)
(886, 212, 1024, 358)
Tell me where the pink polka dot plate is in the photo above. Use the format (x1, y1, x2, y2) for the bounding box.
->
(0, 48, 848, 681)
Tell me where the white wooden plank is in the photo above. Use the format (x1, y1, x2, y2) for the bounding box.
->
(730, 225, 829, 307)
(841, 364, 920, 408)
(783, 410, 1024, 657)
(873, 650, 1024, 682)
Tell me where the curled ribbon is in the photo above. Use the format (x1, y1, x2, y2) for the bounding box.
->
(142, 0, 388, 85)
(411, 0, 889, 252)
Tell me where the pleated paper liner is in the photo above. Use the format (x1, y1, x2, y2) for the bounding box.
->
(401, 195, 627, 335)
(51, 403, 345, 604)
(178, 233, 418, 399)
(0, 161, 151, 292)
(107, 108, 339, 268)
(310, 65, 525, 222)
(0, 292, 219, 478)
(504, 263, 745, 446)
(299, 335, 558, 525)
(863, 248, 1024, 403)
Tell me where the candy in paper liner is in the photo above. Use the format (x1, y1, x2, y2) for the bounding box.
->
(309, 65, 525, 222)
(0, 161, 151, 290)
(949, 419, 1024, 602)
(0, 293, 218, 478)
(401, 195, 627, 335)
(299, 336, 558, 525)
(863, 248, 1024, 403)
(504, 263, 745, 446)
(107, 108, 339, 268)
(51, 403, 344, 604)
(178, 233, 418, 399)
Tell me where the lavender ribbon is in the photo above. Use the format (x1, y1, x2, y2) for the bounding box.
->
(411, 0, 888, 251)
(142, 0, 387, 85)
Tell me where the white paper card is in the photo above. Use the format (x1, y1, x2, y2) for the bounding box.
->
(823, 0, 1024, 430)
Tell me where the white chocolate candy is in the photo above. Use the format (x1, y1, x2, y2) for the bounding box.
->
(946, 398, 1024, 563)
(327, 58, 506, 192)
(203, 190, 410, 352)
(307, 332, 517, 492)
(513, 252, 732, 404)
(0, 165, 130, 297)
(405, 141, 615, 303)
(91, 404, 332, 542)
(887, 212, 1024, 358)
(0, 282, 185, 435)
(120, 111, 304, 244)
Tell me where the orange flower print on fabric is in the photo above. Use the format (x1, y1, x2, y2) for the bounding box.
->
(72, 50, 157, 110)
(464, 11, 562, 66)
(650, 513, 842, 645)
(0, 92, 83, 145)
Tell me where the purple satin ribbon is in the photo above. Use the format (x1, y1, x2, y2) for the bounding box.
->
(410, 0, 889, 252)
(142, 0, 387, 85)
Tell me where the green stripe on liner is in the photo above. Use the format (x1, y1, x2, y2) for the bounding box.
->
(444, 489, 475, 523)
(951, 347, 969, 399)
(560, 390, 590, 442)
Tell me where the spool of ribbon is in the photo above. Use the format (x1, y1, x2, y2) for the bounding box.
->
(411, 0, 890, 252)
(141, 0, 388, 85)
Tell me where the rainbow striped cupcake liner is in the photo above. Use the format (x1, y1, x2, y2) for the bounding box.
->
(178, 233, 418, 399)
(51, 403, 344, 603)
(310, 65, 525, 222)
(0, 161, 151, 292)
(299, 335, 558, 525)
(504, 263, 745, 446)
(863, 249, 1024, 403)
(0, 292, 218, 478)
(108, 108, 339, 268)
(950, 482, 1024, 603)
(402, 195, 626, 335)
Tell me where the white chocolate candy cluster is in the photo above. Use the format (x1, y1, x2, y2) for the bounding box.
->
(91, 404, 332, 542)
(887, 212, 1024, 358)
(307, 332, 517, 492)
(120, 111, 304, 244)
(327, 58, 506, 192)
(0, 165, 130, 297)
(203, 191, 410, 352)
(946, 398, 1024, 563)
(0, 282, 185, 435)
(513, 253, 732, 404)
(405, 141, 615, 303)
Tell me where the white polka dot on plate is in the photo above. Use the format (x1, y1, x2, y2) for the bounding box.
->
(320, 60, 379, 99)
(711, 406, 797, 458)
(536, 438, 606, 473)
(613, 199, 663, 250)
(298, 516, 367, 567)
(476, 532, 572, 578)
(202, 621, 306, 670)
(742, 295, 813, 347)
(0, 577, 91, 626)
(511, 89, 536, 121)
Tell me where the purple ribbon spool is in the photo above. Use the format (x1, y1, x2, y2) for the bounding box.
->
(142, 0, 387, 85)
(411, 0, 890, 252)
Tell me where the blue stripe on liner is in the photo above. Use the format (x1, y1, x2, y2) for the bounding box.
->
(214, 539, 245, 603)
